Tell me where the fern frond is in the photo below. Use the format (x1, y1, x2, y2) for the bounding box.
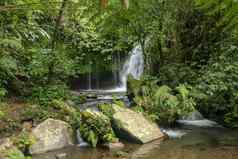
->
(176, 84, 189, 100)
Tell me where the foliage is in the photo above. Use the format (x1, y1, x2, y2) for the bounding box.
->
(71, 95, 87, 105)
(5, 149, 29, 159)
(13, 131, 35, 154)
(29, 84, 70, 106)
(22, 100, 81, 129)
(128, 76, 195, 123)
(129, 0, 238, 127)
(0, 0, 132, 101)
(158, 64, 197, 87)
(80, 111, 116, 147)
(0, 103, 22, 137)
(98, 103, 115, 119)
(193, 45, 238, 127)
(0, 87, 7, 100)
(50, 99, 81, 129)
(0, 0, 237, 129)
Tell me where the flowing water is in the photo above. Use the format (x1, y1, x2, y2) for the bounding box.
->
(116, 44, 144, 92)
(72, 44, 144, 92)
(34, 126, 238, 159)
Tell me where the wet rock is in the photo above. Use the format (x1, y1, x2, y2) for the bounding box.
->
(55, 153, 67, 159)
(181, 111, 204, 120)
(112, 105, 164, 144)
(131, 139, 162, 159)
(177, 119, 219, 127)
(162, 129, 186, 139)
(29, 118, 74, 155)
(178, 111, 221, 127)
(103, 142, 125, 151)
(114, 151, 129, 158)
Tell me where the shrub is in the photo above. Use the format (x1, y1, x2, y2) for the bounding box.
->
(98, 103, 115, 119)
(0, 87, 7, 101)
(152, 85, 195, 123)
(22, 100, 81, 129)
(13, 131, 35, 155)
(193, 45, 238, 127)
(29, 84, 69, 106)
(0, 103, 22, 137)
(128, 76, 195, 124)
(80, 111, 116, 147)
(50, 100, 81, 129)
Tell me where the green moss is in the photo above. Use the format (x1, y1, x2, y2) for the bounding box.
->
(80, 110, 117, 147)
(98, 103, 115, 119)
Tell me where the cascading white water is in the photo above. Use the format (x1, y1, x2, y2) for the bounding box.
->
(81, 44, 144, 93)
(113, 44, 144, 92)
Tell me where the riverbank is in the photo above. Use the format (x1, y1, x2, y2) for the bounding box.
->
(0, 98, 165, 159)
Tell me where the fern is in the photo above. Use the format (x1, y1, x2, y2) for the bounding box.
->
(154, 85, 175, 106)
(176, 84, 189, 100)
(0, 38, 23, 51)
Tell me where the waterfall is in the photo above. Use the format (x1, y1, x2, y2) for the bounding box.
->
(76, 44, 144, 92)
(117, 44, 144, 91)
(76, 129, 89, 147)
(88, 72, 92, 90)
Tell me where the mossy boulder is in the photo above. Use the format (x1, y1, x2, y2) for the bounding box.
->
(112, 105, 164, 144)
(80, 108, 117, 147)
(29, 118, 74, 155)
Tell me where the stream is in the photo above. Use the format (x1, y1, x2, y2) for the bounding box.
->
(34, 125, 238, 159)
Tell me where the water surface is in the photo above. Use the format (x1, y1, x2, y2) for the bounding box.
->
(34, 127, 238, 159)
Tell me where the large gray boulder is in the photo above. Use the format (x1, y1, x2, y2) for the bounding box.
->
(29, 118, 74, 155)
(112, 105, 164, 144)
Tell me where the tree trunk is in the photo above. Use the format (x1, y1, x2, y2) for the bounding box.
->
(100, 0, 108, 9)
(48, 0, 68, 83)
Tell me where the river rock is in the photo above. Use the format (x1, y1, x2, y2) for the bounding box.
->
(112, 105, 164, 144)
(181, 111, 204, 120)
(29, 118, 74, 155)
(131, 139, 162, 159)
(55, 153, 67, 159)
(103, 142, 125, 151)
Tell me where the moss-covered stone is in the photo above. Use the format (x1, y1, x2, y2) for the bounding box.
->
(112, 105, 164, 144)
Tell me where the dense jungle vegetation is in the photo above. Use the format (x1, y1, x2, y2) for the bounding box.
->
(0, 0, 238, 151)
